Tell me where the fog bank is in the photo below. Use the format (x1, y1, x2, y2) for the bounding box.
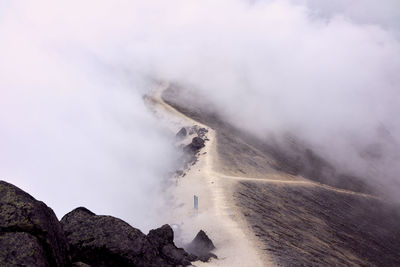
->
(152, 0, 400, 197)
(1, 0, 399, 230)
(0, 1, 179, 231)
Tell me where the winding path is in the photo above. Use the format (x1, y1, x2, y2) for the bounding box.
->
(145, 82, 378, 266)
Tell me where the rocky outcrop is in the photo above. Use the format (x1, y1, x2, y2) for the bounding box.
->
(0, 180, 213, 267)
(0, 180, 70, 266)
(184, 137, 205, 154)
(175, 125, 210, 171)
(177, 127, 208, 169)
(61, 207, 196, 267)
(148, 224, 197, 265)
(186, 126, 208, 139)
(186, 230, 217, 262)
(0, 232, 49, 267)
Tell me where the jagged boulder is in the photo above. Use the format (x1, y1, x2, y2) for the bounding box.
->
(184, 137, 205, 154)
(148, 224, 197, 265)
(61, 207, 160, 267)
(191, 137, 206, 150)
(0, 180, 70, 266)
(148, 224, 174, 247)
(61, 207, 195, 267)
(186, 230, 217, 262)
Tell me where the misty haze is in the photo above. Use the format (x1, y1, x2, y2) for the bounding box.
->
(1, 0, 400, 266)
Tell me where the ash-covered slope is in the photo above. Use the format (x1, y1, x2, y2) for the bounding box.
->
(236, 182, 400, 266)
(162, 84, 400, 266)
(163, 85, 374, 194)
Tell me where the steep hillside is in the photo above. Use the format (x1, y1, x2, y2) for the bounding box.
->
(161, 83, 400, 266)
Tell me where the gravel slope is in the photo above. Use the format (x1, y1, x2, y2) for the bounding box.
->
(161, 83, 400, 266)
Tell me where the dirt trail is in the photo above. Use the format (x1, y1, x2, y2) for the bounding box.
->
(146, 83, 273, 266)
(213, 172, 379, 199)
(145, 82, 378, 266)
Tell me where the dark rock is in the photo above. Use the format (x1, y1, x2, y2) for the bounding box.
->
(176, 127, 187, 139)
(186, 230, 217, 262)
(187, 126, 208, 138)
(184, 137, 205, 154)
(61, 208, 195, 267)
(0, 180, 70, 267)
(0, 232, 49, 267)
(0, 181, 202, 267)
(191, 137, 206, 150)
(148, 224, 197, 265)
(148, 224, 174, 247)
(61, 207, 161, 267)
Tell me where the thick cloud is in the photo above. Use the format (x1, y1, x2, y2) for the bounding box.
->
(291, 0, 400, 33)
(0, 0, 178, 231)
(148, 0, 400, 196)
(1, 0, 399, 231)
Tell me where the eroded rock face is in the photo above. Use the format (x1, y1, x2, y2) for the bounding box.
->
(0, 180, 70, 267)
(61, 207, 195, 267)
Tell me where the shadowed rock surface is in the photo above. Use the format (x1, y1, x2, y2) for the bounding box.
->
(0, 180, 70, 266)
(186, 230, 217, 262)
(61, 207, 196, 267)
(0, 232, 49, 267)
(0, 181, 200, 267)
(148, 224, 197, 265)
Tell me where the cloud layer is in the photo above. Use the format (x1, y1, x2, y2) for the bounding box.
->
(1, 0, 399, 231)
(0, 0, 179, 231)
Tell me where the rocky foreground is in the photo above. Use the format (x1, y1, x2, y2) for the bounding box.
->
(0, 180, 215, 267)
